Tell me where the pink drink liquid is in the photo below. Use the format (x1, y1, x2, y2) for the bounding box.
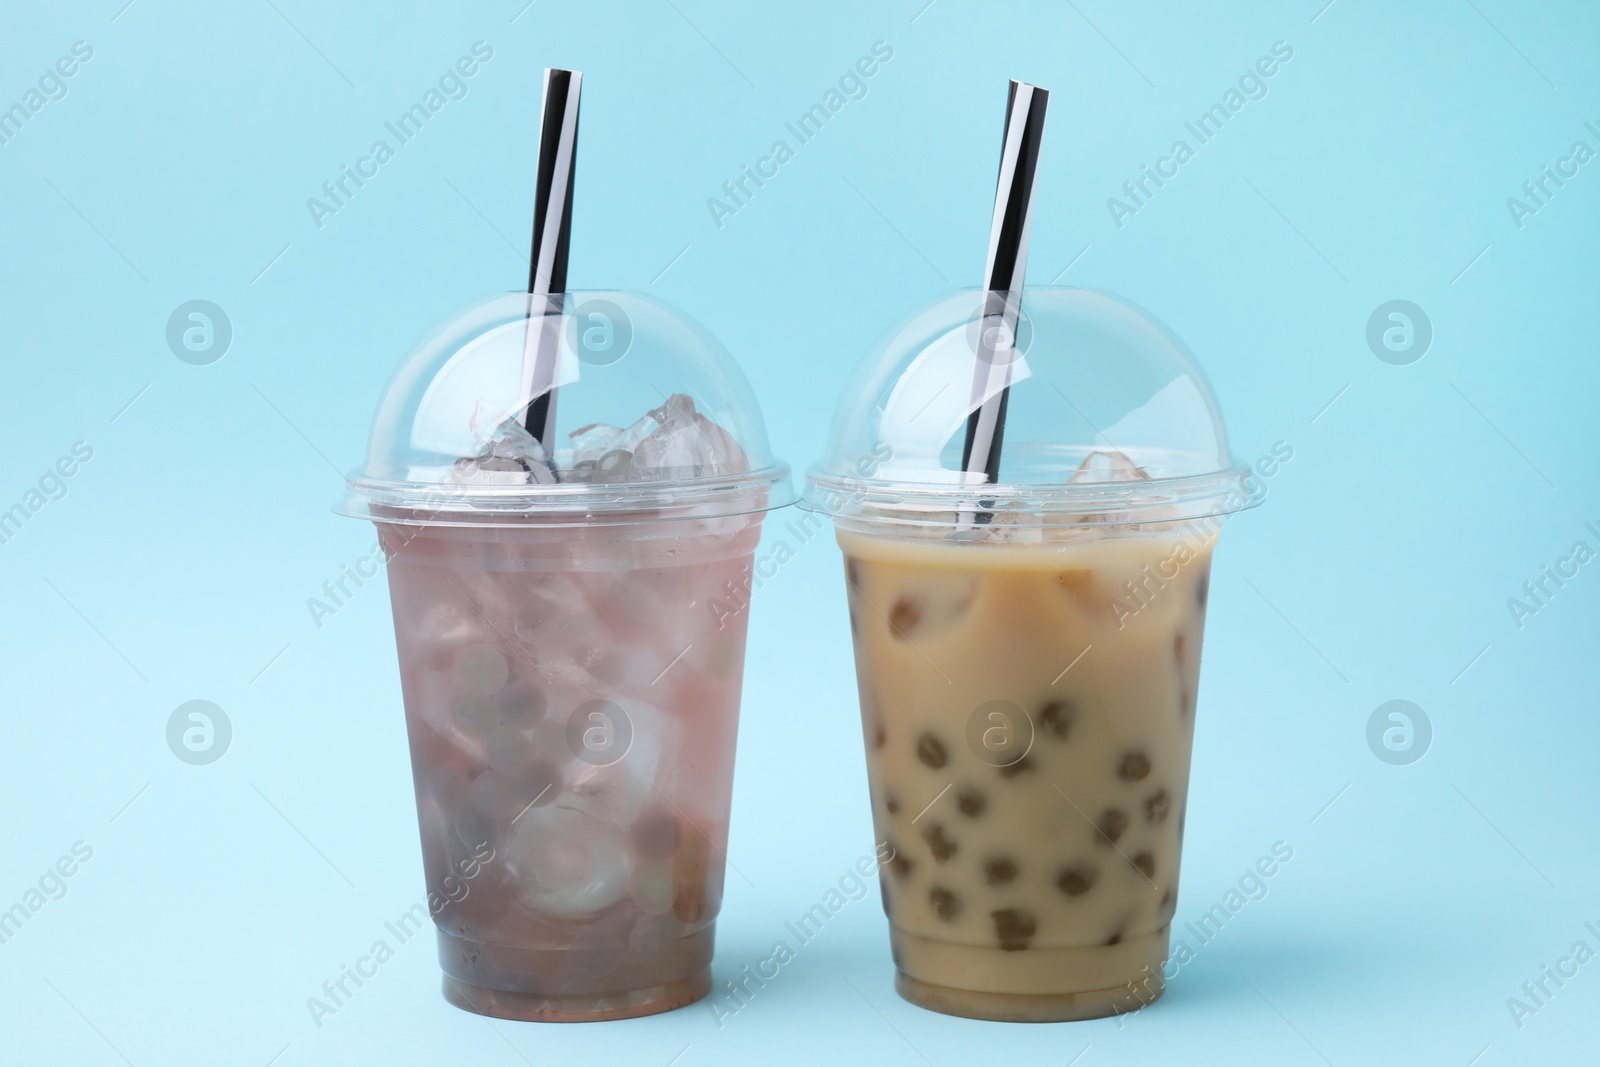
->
(379, 514, 760, 1021)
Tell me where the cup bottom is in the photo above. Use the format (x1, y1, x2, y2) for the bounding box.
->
(436, 925, 715, 1022)
(442, 969, 712, 1022)
(894, 970, 1162, 1023)
(890, 924, 1169, 1022)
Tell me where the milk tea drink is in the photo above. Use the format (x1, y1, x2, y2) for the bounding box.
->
(840, 526, 1214, 1021)
(804, 286, 1257, 1021)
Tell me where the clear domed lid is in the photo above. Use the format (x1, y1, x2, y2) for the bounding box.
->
(804, 287, 1255, 528)
(343, 291, 792, 526)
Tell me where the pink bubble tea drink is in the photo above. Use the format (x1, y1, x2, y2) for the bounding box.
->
(344, 291, 792, 1021)
(344, 71, 792, 1021)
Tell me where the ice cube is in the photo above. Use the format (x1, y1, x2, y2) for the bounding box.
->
(615, 406, 671, 454)
(590, 449, 633, 485)
(629, 862, 675, 916)
(553, 411, 659, 480)
(414, 600, 484, 651)
(565, 422, 628, 468)
(563, 459, 597, 484)
(512, 575, 590, 644)
(589, 636, 673, 691)
(1068, 450, 1150, 483)
(520, 582, 617, 689)
(957, 505, 1045, 543)
(1057, 450, 1155, 530)
(629, 394, 749, 481)
(503, 804, 631, 919)
(558, 698, 677, 831)
(628, 912, 684, 955)
(451, 413, 557, 486)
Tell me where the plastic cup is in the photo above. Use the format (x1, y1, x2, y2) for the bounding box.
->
(343, 292, 791, 1021)
(803, 288, 1258, 1022)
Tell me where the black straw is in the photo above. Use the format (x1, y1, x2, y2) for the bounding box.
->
(521, 68, 583, 451)
(959, 80, 1048, 501)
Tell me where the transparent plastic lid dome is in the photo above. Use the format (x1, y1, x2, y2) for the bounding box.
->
(803, 287, 1256, 529)
(343, 291, 793, 526)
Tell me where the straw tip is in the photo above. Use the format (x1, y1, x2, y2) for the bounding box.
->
(1010, 79, 1049, 98)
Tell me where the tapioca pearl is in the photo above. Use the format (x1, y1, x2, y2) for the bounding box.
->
(872, 722, 887, 750)
(1117, 751, 1152, 782)
(929, 886, 962, 922)
(1195, 569, 1209, 610)
(1130, 851, 1156, 880)
(885, 794, 900, 815)
(532, 717, 578, 764)
(984, 856, 1018, 886)
(889, 596, 923, 640)
(1160, 887, 1174, 910)
(1145, 788, 1170, 824)
(496, 680, 546, 728)
(632, 812, 680, 860)
(485, 727, 537, 774)
(1104, 928, 1124, 946)
(991, 908, 1037, 951)
(453, 807, 496, 851)
(997, 755, 1033, 779)
(921, 823, 958, 863)
(879, 878, 893, 917)
(1056, 863, 1098, 898)
(1038, 699, 1075, 739)
(956, 787, 987, 818)
(846, 558, 861, 588)
(885, 840, 914, 881)
(1174, 632, 1185, 667)
(455, 646, 509, 696)
(915, 732, 948, 769)
(469, 768, 519, 819)
(450, 691, 498, 738)
(1095, 808, 1129, 846)
(515, 760, 562, 812)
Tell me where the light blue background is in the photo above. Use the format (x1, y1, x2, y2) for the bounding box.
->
(2, 1, 1596, 1063)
